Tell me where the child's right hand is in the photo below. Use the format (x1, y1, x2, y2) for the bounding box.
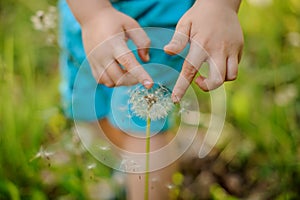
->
(79, 6, 153, 88)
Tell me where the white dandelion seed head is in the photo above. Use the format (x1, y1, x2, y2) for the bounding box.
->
(128, 84, 174, 121)
(31, 6, 57, 32)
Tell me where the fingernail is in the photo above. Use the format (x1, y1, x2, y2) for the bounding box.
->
(145, 53, 150, 62)
(164, 44, 175, 54)
(171, 93, 181, 103)
(143, 80, 152, 89)
(164, 44, 172, 50)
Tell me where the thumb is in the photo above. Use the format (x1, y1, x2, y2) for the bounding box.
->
(164, 23, 190, 55)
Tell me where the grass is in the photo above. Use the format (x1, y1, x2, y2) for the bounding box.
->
(0, 0, 300, 199)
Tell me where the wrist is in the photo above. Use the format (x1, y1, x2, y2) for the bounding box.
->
(80, 6, 114, 28)
(194, 0, 241, 13)
(67, 0, 113, 26)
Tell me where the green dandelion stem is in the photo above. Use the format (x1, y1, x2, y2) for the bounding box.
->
(144, 114, 151, 200)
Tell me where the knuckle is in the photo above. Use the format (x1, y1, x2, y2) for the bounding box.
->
(119, 55, 133, 67)
(202, 87, 210, 92)
(105, 82, 115, 88)
(92, 71, 103, 82)
(141, 38, 151, 48)
(174, 35, 187, 48)
(229, 75, 237, 81)
(182, 66, 198, 80)
(115, 79, 125, 87)
(99, 76, 115, 88)
(198, 82, 210, 92)
(219, 41, 227, 52)
(212, 77, 224, 87)
(227, 73, 237, 81)
(97, 79, 104, 84)
(115, 82, 122, 87)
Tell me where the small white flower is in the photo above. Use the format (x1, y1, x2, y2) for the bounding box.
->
(128, 84, 174, 121)
(31, 10, 45, 31)
(31, 6, 57, 32)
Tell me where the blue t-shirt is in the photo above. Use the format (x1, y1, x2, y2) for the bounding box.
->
(58, 0, 194, 133)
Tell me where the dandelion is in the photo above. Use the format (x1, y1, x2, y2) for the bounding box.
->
(31, 6, 57, 32)
(31, 6, 57, 45)
(128, 83, 174, 200)
(128, 84, 174, 121)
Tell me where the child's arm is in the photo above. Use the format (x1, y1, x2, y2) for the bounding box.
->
(66, 0, 153, 88)
(164, 0, 243, 102)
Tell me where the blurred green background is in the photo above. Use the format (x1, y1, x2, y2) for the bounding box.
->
(0, 0, 299, 199)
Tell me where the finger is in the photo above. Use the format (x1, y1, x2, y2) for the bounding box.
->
(114, 43, 153, 88)
(96, 70, 115, 88)
(105, 61, 138, 86)
(117, 73, 139, 86)
(195, 56, 226, 91)
(226, 56, 238, 81)
(172, 43, 207, 103)
(88, 56, 115, 87)
(164, 22, 190, 55)
(125, 27, 151, 62)
(238, 48, 243, 63)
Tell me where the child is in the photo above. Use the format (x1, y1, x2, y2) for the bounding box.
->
(58, 0, 243, 199)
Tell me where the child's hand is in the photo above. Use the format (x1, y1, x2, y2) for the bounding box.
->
(164, 0, 243, 102)
(80, 6, 153, 88)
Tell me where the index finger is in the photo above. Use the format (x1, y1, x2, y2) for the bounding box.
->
(113, 41, 153, 89)
(172, 43, 207, 103)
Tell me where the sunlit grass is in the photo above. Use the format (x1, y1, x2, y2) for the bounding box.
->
(1, 0, 300, 199)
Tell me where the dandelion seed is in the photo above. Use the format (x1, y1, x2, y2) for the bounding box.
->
(128, 84, 174, 120)
(166, 183, 176, 190)
(118, 105, 128, 111)
(87, 163, 97, 170)
(125, 114, 132, 119)
(46, 33, 56, 45)
(113, 172, 126, 185)
(30, 146, 54, 162)
(120, 159, 141, 172)
(99, 145, 111, 151)
(151, 177, 159, 183)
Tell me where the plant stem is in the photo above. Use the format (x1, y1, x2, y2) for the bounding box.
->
(144, 115, 151, 200)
